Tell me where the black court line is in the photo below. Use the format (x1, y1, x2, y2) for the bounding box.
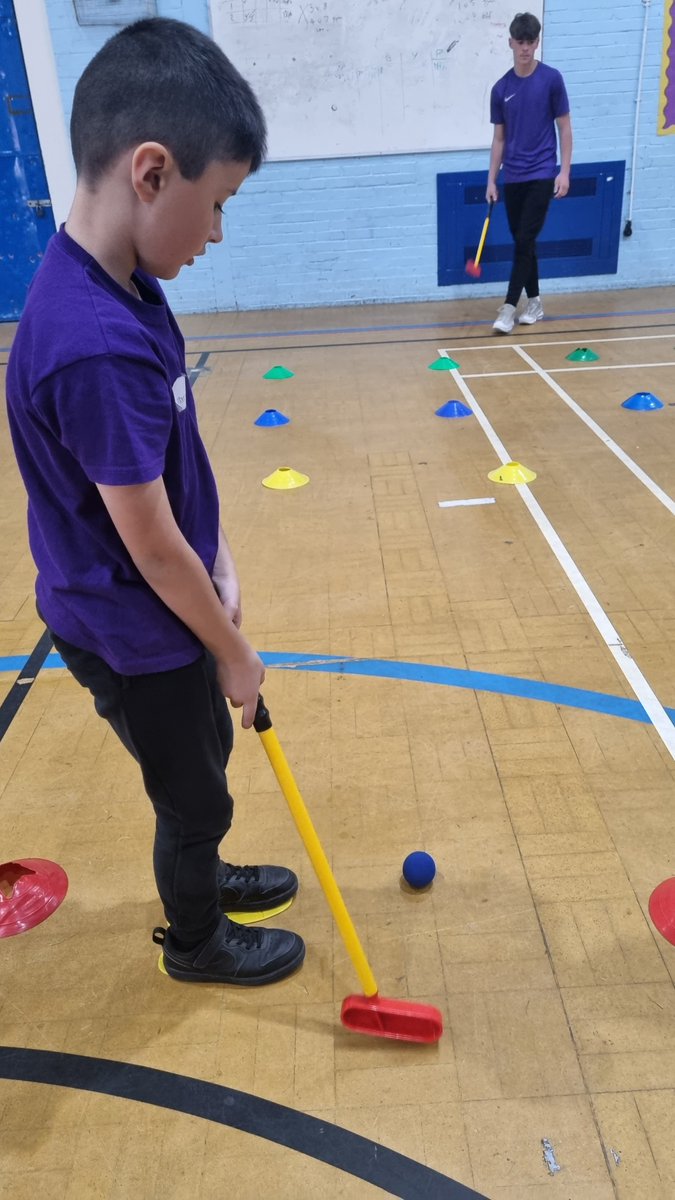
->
(188, 320, 675, 357)
(187, 349, 211, 385)
(0, 629, 53, 745)
(0, 1048, 487, 1199)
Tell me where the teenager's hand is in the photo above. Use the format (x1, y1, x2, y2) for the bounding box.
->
(216, 640, 266, 729)
(486, 182, 499, 203)
(554, 173, 569, 198)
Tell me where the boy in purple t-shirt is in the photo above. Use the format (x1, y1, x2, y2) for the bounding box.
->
(6, 19, 305, 986)
(487, 11, 572, 334)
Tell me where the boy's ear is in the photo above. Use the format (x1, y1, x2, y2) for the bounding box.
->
(131, 142, 176, 203)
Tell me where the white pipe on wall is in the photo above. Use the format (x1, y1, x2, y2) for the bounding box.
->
(13, 0, 76, 225)
(623, 0, 651, 237)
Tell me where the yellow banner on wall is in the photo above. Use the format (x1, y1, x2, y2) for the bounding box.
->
(659, 0, 675, 134)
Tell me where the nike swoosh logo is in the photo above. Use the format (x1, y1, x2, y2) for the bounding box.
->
(505, 93, 516, 102)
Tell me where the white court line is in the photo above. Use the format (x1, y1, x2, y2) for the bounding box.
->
(513, 345, 675, 519)
(438, 331, 675, 355)
(462, 360, 675, 379)
(551, 360, 675, 374)
(438, 497, 495, 508)
(463, 370, 535, 379)
(438, 349, 675, 759)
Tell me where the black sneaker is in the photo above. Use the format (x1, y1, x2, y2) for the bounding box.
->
(153, 916, 305, 985)
(217, 861, 298, 913)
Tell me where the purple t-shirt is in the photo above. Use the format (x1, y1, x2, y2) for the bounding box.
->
(490, 62, 569, 183)
(6, 228, 220, 674)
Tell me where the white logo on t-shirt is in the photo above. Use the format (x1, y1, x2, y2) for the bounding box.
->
(172, 375, 187, 412)
(505, 93, 516, 102)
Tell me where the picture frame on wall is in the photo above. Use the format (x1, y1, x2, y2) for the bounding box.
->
(73, 0, 157, 26)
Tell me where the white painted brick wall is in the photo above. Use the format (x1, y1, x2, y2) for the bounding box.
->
(43, 0, 672, 312)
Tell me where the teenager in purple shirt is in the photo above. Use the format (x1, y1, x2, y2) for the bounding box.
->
(6, 19, 305, 986)
(487, 12, 573, 334)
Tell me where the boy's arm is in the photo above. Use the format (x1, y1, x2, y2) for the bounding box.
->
(97, 477, 264, 727)
(554, 114, 572, 197)
(487, 125, 504, 202)
(212, 525, 242, 628)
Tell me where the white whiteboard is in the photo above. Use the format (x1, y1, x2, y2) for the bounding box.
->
(210, 0, 544, 160)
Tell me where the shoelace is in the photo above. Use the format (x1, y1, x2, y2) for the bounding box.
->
(220, 863, 261, 885)
(225, 920, 264, 949)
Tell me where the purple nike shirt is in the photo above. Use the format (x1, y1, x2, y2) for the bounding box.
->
(490, 62, 570, 183)
(6, 228, 220, 674)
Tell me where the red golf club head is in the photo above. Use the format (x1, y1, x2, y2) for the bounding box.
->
(465, 259, 482, 278)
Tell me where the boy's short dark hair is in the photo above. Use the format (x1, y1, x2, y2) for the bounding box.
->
(70, 17, 267, 184)
(509, 12, 541, 41)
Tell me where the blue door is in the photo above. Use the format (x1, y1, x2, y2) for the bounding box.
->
(0, 0, 56, 321)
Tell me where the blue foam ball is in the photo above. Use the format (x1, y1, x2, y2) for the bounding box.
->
(402, 851, 436, 889)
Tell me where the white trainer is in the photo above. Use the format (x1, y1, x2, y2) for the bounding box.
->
(518, 296, 544, 324)
(492, 303, 516, 334)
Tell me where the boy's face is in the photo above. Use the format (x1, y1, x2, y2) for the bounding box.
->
(509, 36, 539, 70)
(132, 150, 251, 280)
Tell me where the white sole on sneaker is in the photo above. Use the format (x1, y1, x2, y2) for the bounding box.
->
(493, 304, 516, 334)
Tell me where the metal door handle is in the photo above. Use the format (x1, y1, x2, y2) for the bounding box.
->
(27, 200, 52, 217)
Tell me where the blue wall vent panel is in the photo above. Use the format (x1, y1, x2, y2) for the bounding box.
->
(437, 161, 625, 287)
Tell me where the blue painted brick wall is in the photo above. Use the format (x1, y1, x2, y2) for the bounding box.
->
(44, 0, 672, 312)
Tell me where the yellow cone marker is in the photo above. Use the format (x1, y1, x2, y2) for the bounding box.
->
(262, 466, 309, 490)
(488, 461, 536, 485)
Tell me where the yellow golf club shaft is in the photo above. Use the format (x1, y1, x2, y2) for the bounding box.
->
(257, 723, 378, 997)
(474, 216, 490, 267)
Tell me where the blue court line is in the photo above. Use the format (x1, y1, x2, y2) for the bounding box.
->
(178, 305, 675, 343)
(2, 648, 673, 727)
(0, 1048, 484, 1199)
(3, 305, 675, 355)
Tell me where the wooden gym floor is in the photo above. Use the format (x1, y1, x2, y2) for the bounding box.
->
(2, 286, 675, 1199)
